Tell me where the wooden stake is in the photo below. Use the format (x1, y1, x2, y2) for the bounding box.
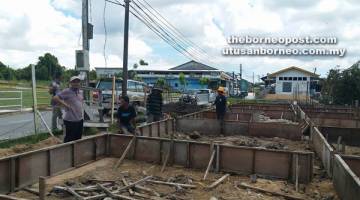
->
(236, 182, 304, 200)
(146, 180, 197, 189)
(114, 136, 136, 169)
(295, 154, 299, 192)
(122, 177, 135, 195)
(117, 176, 152, 192)
(206, 174, 230, 190)
(203, 150, 216, 180)
(161, 148, 170, 173)
(97, 183, 137, 200)
(337, 136, 342, 152)
(39, 176, 46, 200)
(133, 192, 164, 200)
(66, 187, 85, 200)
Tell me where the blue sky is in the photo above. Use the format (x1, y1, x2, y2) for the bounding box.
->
(0, 0, 359, 80)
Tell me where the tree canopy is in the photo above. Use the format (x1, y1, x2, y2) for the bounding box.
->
(321, 61, 360, 105)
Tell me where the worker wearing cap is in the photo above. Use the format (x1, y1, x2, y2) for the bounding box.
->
(53, 76, 84, 142)
(146, 87, 163, 123)
(214, 86, 227, 134)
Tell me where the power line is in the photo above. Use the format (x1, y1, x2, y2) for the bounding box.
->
(106, 0, 195, 61)
(130, 1, 201, 61)
(135, 0, 215, 64)
(132, 0, 215, 65)
(129, 4, 195, 61)
(103, 0, 108, 68)
(107, 0, 215, 66)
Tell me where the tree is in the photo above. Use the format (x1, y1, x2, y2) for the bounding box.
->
(156, 78, 165, 86)
(35, 53, 64, 80)
(179, 72, 187, 91)
(321, 61, 360, 105)
(199, 77, 209, 88)
(89, 70, 97, 80)
(139, 59, 148, 66)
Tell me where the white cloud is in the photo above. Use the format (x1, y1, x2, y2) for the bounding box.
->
(0, 0, 359, 78)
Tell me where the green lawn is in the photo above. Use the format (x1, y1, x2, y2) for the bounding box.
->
(0, 81, 52, 109)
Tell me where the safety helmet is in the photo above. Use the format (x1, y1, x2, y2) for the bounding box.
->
(217, 86, 225, 93)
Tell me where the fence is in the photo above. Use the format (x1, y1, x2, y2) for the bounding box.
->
(0, 91, 23, 111)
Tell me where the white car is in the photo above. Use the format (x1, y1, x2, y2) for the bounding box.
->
(179, 89, 216, 105)
(197, 89, 216, 103)
(93, 78, 148, 114)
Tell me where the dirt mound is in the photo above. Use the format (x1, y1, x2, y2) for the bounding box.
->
(163, 102, 207, 116)
(174, 133, 311, 151)
(0, 137, 61, 158)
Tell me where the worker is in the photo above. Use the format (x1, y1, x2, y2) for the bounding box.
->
(117, 95, 137, 134)
(49, 72, 62, 131)
(214, 86, 227, 134)
(53, 76, 84, 142)
(146, 87, 163, 123)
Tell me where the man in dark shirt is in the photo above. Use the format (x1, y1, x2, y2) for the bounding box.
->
(214, 87, 227, 135)
(117, 95, 137, 134)
(146, 87, 163, 123)
(214, 87, 227, 119)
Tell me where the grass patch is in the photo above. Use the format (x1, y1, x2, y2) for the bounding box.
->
(0, 127, 102, 149)
(0, 130, 62, 149)
(0, 86, 51, 108)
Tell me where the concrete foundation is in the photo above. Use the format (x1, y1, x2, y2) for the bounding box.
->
(319, 127, 360, 146)
(332, 155, 360, 200)
(0, 133, 314, 194)
(176, 117, 301, 140)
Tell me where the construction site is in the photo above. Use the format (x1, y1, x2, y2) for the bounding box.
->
(1, 0, 360, 199)
(0, 102, 359, 200)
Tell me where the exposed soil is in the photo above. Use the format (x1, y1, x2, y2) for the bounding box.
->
(163, 102, 208, 116)
(253, 112, 298, 124)
(172, 132, 312, 152)
(331, 143, 360, 155)
(0, 137, 61, 158)
(10, 158, 339, 200)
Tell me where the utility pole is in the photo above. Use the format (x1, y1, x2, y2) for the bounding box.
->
(252, 72, 255, 93)
(239, 64, 242, 79)
(122, 0, 130, 96)
(31, 65, 38, 135)
(81, 0, 91, 100)
(82, 0, 89, 51)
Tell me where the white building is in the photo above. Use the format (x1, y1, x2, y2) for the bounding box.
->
(95, 67, 122, 78)
(268, 66, 319, 95)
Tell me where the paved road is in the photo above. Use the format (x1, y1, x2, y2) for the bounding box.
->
(0, 111, 53, 140)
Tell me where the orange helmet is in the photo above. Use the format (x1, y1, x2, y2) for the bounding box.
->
(217, 86, 225, 93)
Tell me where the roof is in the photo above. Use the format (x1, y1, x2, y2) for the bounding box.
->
(95, 67, 122, 70)
(268, 66, 319, 78)
(169, 60, 218, 71)
(133, 69, 219, 73)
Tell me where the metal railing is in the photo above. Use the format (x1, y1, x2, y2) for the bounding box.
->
(0, 91, 23, 111)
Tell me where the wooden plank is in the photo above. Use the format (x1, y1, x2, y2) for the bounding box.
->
(114, 136, 135, 169)
(206, 174, 230, 189)
(236, 182, 304, 200)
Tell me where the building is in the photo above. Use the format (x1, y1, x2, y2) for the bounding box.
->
(267, 66, 319, 96)
(95, 67, 122, 78)
(133, 60, 233, 91)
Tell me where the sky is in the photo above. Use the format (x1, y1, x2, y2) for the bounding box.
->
(0, 0, 359, 81)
